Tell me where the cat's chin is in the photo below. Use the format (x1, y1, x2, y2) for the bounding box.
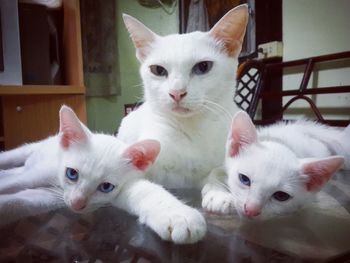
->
(172, 105, 191, 113)
(68, 206, 98, 214)
(171, 106, 194, 117)
(237, 210, 265, 222)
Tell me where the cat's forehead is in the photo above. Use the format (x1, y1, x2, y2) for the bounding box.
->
(229, 143, 299, 179)
(147, 32, 221, 63)
(90, 134, 126, 154)
(63, 135, 128, 173)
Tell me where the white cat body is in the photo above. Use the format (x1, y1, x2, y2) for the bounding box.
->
(119, 101, 235, 188)
(118, 6, 249, 232)
(118, 7, 248, 188)
(257, 121, 349, 163)
(225, 111, 348, 220)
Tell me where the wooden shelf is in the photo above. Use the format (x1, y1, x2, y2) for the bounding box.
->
(0, 0, 86, 150)
(0, 85, 85, 95)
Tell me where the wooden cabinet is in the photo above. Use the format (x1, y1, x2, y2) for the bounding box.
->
(0, 0, 86, 150)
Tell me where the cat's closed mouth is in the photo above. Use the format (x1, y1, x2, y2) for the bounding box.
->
(172, 105, 191, 114)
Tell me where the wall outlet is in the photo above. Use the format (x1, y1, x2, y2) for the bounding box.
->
(258, 41, 283, 59)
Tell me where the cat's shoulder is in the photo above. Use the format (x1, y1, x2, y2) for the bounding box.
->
(121, 103, 150, 126)
(117, 103, 150, 142)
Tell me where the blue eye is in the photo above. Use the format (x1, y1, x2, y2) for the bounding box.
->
(98, 182, 115, 193)
(66, 168, 79, 182)
(238, 173, 251, 186)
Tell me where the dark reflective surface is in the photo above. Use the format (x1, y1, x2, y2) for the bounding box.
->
(0, 171, 349, 263)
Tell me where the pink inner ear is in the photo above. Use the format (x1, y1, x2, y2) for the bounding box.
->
(60, 128, 87, 149)
(229, 138, 241, 157)
(229, 111, 257, 157)
(122, 14, 156, 61)
(209, 5, 248, 57)
(124, 140, 160, 171)
(59, 106, 87, 149)
(303, 157, 344, 191)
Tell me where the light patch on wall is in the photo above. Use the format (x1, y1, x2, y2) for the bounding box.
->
(282, 0, 350, 120)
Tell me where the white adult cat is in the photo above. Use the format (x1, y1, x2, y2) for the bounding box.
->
(118, 5, 248, 233)
(222, 110, 349, 219)
(0, 106, 205, 244)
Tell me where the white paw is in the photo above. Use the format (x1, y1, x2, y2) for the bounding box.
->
(144, 205, 207, 244)
(202, 188, 235, 215)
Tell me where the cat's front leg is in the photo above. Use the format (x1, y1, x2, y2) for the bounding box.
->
(0, 142, 38, 169)
(201, 166, 235, 215)
(0, 168, 55, 194)
(112, 178, 207, 244)
(0, 188, 65, 226)
(0, 166, 24, 177)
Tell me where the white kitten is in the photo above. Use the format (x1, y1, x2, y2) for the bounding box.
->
(0, 105, 156, 215)
(117, 6, 248, 234)
(224, 111, 348, 220)
(0, 106, 205, 244)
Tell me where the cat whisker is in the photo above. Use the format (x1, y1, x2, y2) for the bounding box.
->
(202, 99, 233, 121)
(131, 83, 144, 88)
(47, 184, 64, 195)
(200, 104, 222, 118)
(200, 102, 229, 121)
(44, 186, 63, 195)
(41, 184, 64, 196)
(40, 187, 65, 201)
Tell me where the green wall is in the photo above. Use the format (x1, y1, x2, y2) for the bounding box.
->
(86, 0, 179, 133)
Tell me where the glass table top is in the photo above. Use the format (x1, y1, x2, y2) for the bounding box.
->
(0, 171, 349, 263)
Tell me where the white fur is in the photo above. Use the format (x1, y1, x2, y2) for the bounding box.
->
(113, 179, 206, 244)
(117, 31, 235, 241)
(201, 166, 235, 214)
(119, 7, 248, 233)
(118, 27, 239, 188)
(0, 128, 141, 217)
(0, 106, 206, 244)
(225, 114, 350, 220)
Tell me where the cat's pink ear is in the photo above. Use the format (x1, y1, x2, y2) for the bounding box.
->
(123, 140, 161, 171)
(122, 14, 157, 61)
(228, 111, 257, 157)
(301, 156, 344, 192)
(59, 105, 90, 149)
(209, 4, 249, 57)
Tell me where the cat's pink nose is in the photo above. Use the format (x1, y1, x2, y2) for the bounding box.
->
(244, 203, 261, 218)
(169, 90, 187, 102)
(71, 196, 87, 211)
